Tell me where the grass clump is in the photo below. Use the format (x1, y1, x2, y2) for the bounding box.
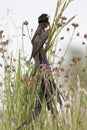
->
(0, 0, 87, 130)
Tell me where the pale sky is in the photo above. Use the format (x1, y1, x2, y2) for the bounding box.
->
(0, 0, 87, 32)
(0, 0, 87, 57)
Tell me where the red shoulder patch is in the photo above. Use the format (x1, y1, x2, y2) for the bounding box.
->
(45, 23, 50, 28)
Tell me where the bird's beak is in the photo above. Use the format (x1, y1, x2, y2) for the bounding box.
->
(47, 15, 50, 18)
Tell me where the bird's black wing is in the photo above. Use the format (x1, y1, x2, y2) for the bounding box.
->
(30, 25, 50, 60)
(32, 29, 49, 58)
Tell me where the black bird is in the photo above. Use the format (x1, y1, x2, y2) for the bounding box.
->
(16, 14, 62, 130)
(29, 13, 50, 66)
(16, 14, 50, 130)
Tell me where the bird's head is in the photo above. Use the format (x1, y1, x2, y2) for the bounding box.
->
(38, 13, 49, 24)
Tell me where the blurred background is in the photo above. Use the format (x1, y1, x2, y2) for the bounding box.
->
(0, 0, 87, 53)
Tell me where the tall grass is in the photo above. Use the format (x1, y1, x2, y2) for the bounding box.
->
(0, 0, 87, 130)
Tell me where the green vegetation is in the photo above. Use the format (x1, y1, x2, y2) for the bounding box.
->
(0, 0, 87, 130)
